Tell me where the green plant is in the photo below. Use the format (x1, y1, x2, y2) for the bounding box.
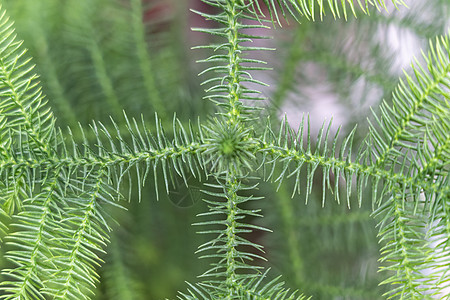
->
(0, 0, 448, 299)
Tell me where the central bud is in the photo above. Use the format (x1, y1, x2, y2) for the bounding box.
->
(221, 138, 235, 156)
(203, 119, 256, 174)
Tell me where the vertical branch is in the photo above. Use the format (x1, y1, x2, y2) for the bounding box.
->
(224, 173, 239, 295)
(222, 3, 253, 289)
(224, 0, 242, 125)
(375, 190, 428, 299)
(194, 0, 269, 124)
(195, 174, 267, 298)
(194, 1, 270, 296)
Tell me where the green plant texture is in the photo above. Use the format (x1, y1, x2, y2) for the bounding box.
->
(0, 0, 449, 299)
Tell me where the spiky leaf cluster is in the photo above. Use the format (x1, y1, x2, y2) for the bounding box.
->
(193, 177, 270, 296)
(250, 0, 406, 22)
(179, 269, 307, 300)
(257, 34, 450, 298)
(0, 0, 448, 299)
(371, 35, 450, 299)
(0, 8, 205, 297)
(202, 119, 258, 175)
(193, 0, 271, 123)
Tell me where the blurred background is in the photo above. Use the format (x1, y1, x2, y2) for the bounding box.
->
(0, 0, 448, 299)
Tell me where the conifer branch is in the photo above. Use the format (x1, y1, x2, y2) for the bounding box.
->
(0, 1, 448, 299)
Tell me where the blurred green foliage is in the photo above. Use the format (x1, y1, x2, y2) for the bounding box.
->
(0, 0, 448, 298)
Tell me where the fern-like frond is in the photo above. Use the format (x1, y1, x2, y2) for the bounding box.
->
(261, 31, 450, 203)
(0, 3, 208, 296)
(0, 8, 54, 152)
(1, 166, 64, 299)
(179, 269, 307, 299)
(1, 114, 206, 199)
(259, 32, 449, 297)
(0, 114, 208, 298)
(260, 115, 373, 207)
(193, 0, 272, 123)
(41, 170, 116, 299)
(425, 175, 450, 298)
(254, 0, 407, 23)
(369, 34, 450, 298)
(0, 7, 62, 298)
(0, 6, 57, 227)
(375, 192, 429, 298)
(194, 176, 270, 296)
(74, 114, 207, 202)
(259, 115, 448, 207)
(369, 35, 450, 190)
(0, 115, 25, 218)
(0, 0, 448, 299)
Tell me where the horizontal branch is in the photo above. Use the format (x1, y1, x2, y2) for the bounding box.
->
(258, 140, 449, 207)
(0, 143, 204, 170)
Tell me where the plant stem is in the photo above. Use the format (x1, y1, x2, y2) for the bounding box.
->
(222, 2, 244, 295)
(225, 0, 242, 125)
(224, 174, 239, 297)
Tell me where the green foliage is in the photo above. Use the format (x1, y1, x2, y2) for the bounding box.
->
(0, 0, 448, 299)
(255, 0, 406, 21)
